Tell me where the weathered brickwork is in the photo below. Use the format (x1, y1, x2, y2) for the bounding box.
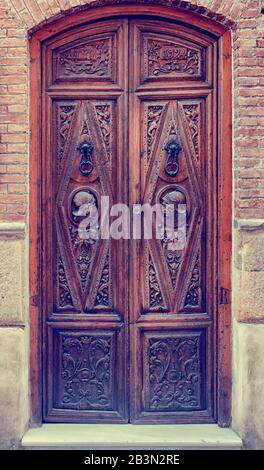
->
(0, 0, 263, 220)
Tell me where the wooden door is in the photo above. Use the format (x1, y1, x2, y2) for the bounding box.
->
(42, 16, 218, 423)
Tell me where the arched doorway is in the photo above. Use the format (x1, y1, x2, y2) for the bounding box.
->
(30, 4, 232, 426)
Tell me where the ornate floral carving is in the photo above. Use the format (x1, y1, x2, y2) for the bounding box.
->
(95, 105, 111, 160)
(57, 105, 75, 173)
(60, 335, 112, 409)
(166, 251, 182, 289)
(183, 104, 199, 158)
(58, 255, 74, 308)
(184, 251, 201, 308)
(149, 255, 164, 308)
(69, 225, 92, 291)
(95, 255, 110, 307)
(68, 190, 98, 291)
(160, 189, 187, 289)
(56, 39, 111, 78)
(147, 105, 163, 160)
(147, 40, 200, 77)
(148, 336, 201, 410)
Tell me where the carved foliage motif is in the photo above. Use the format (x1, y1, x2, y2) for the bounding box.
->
(184, 251, 201, 309)
(95, 255, 111, 307)
(166, 252, 182, 289)
(69, 224, 92, 291)
(147, 105, 163, 160)
(148, 335, 201, 410)
(58, 254, 74, 309)
(68, 189, 98, 292)
(147, 39, 200, 78)
(95, 105, 111, 160)
(57, 105, 75, 174)
(183, 104, 199, 158)
(160, 189, 187, 289)
(55, 39, 111, 79)
(60, 335, 112, 409)
(149, 254, 164, 308)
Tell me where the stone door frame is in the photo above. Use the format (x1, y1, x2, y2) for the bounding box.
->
(29, 2, 232, 427)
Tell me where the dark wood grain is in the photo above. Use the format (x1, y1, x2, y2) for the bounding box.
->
(30, 7, 232, 426)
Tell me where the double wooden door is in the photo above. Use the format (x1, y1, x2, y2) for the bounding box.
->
(42, 16, 218, 423)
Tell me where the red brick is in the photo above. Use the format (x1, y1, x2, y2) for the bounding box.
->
(7, 143, 27, 153)
(7, 28, 26, 37)
(0, 154, 27, 164)
(11, 0, 25, 12)
(5, 204, 26, 215)
(0, 184, 7, 193)
(8, 104, 27, 113)
(0, 194, 27, 204)
(8, 123, 27, 133)
(1, 134, 28, 143)
(0, 174, 26, 183)
(8, 183, 27, 194)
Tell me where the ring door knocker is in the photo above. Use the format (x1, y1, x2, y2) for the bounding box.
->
(77, 140, 94, 176)
(165, 139, 181, 177)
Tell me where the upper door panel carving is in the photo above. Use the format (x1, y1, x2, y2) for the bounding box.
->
(143, 34, 205, 82)
(130, 20, 213, 89)
(48, 20, 128, 88)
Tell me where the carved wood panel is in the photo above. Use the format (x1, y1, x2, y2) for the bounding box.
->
(143, 35, 204, 81)
(53, 330, 116, 410)
(53, 33, 116, 83)
(142, 331, 206, 412)
(53, 100, 116, 314)
(141, 99, 205, 314)
(43, 17, 217, 424)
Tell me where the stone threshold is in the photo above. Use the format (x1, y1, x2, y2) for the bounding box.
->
(22, 424, 242, 450)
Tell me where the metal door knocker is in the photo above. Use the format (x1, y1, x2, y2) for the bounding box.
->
(77, 140, 94, 176)
(165, 139, 181, 177)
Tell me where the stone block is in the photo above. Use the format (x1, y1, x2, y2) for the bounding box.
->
(0, 238, 25, 324)
(233, 322, 264, 449)
(233, 227, 264, 321)
(0, 327, 29, 449)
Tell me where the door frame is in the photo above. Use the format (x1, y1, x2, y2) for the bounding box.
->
(29, 3, 232, 427)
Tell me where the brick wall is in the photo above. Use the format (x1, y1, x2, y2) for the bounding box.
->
(0, 0, 263, 220)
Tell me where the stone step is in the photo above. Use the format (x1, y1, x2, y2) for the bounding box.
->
(22, 424, 242, 450)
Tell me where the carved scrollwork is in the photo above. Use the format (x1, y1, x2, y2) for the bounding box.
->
(183, 104, 199, 158)
(68, 189, 98, 291)
(147, 40, 200, 77)
(58, 255, 74, 308)
(184, 251, 201, 309)
(57, 105, 75, 173)
(148, 336, 201, 410)
(95, 105, 111, 160)
(56, 39, 111, 78)
(147, 105, 163, 160)
(160, 189, 187, 288)
(149, 255, 164, 308)
(60, 335, 112, 409)
(95, 255, 110, 307)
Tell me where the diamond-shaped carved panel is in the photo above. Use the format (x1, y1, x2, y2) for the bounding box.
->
(142, 100, 204, 313)
(53, 100, 115, 313)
